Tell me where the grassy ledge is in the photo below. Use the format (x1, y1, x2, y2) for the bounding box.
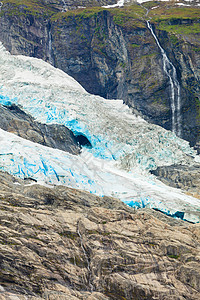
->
(158, 22, 200, 35)
(1, 0, 56, 17)
(147, 2, 200, 35)
(149, 2, 200, 21)
(1, 0, 199, 35)
(51, 4, 146, 29)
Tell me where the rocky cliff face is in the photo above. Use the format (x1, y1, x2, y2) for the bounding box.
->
(154, 16, 200, 146)
(0, 1, 199, 147)
(151, 163, 200, 199)
(0, 104, 81, 155)
(0, 171, 200, 299)
(0, 3, 200, 299)
(51, 5, 200, 147)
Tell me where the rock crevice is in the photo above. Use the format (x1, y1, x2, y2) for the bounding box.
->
(0, 2, 199, 146)
(0, 171, 199, 299)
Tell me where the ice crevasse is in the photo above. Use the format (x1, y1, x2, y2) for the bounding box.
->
(0, 42, 200, 223)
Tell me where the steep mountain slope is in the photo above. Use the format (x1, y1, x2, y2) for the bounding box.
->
(0, 41, 200, 223)
(151, 164, 200, 198)
(0, 1, 199, 147)
(0, 171, 199, 300)
(0, 2, 200, 298)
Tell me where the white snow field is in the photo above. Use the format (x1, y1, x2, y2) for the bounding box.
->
(136, 0, 199, 4)
(0, 42, 200, 223)
(103, 0, 125, 8)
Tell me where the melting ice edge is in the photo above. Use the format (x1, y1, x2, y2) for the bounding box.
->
(0, 42, 200, 223)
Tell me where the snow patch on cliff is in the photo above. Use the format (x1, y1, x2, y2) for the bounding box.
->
(103, 0, 125, 8)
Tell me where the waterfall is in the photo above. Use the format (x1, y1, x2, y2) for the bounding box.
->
(48, 29, 54, 66)
(61, 0, 67, 12)
(147, 21, 181, 137)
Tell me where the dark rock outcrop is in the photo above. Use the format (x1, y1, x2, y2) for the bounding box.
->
(0, 104, 81, 154)
(151, 163, 200, 198)
(0, 170, 199, 299)
(0, 2, 199, 147)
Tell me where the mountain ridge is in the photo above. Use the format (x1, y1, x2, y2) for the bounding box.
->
(0, 1, 200, 299)
(0, 1, 199, 147)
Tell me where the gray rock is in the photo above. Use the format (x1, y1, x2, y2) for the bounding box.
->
(0, 171, 199, 299)
(0, 104, 81, 155)
(151, 164, 200, 198)
(0, 2, 199, 147)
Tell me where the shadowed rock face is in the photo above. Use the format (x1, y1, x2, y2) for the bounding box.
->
(0, 2, 199, 147)
(0, 171, 199, 299)
(0, 104, 81, 155)
(151, 164, 200, 199)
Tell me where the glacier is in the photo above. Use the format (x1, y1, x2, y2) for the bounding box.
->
(0, 128, 200, 223)
(0, 42, 200, 223)
(0, 43, 196, 171)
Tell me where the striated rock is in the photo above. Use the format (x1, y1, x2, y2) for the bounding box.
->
(0, 1, 199, 147)
(0, 104, 81, 154)
(151, 164, 200, 198)
(0, 171, 199, 299)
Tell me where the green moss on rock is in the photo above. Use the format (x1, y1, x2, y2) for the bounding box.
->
(2, 0, 55, 17)
(195, 98, 200, 122)
(149, 5, 200, 22)
(158, 22, 200, 35)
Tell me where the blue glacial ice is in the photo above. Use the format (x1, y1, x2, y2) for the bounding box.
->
(0, 43, 196, 170)
(0, 42, 200, 223)
(0, 128, 199, 223)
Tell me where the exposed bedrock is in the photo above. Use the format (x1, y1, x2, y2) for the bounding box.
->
(0, 171, 199, 299)
(41, 0, 119, 12)
(151, 163, 200, 198)
(0, 104, 81, 154)
(0, 2, 199, 146)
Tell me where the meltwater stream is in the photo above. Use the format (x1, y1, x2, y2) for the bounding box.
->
(48, 29, 54, 66)
(147, 21, 181, 137)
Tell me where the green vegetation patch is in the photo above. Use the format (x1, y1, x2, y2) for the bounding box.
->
(110, 4, 146, 29)
(169, 34, 179, 45)
(51, 6, 105, 22)
(195, 98, 200, 122)
(158, 22, 200, 35)
(167, 254, 180, 259)
(149, 5, 200, 22)
(194, 47, 200, 52)
(147, 2, 200, 35)
(51, 4, 146, 29)
(2, 0, 55, 17)
(142, 1, 160, 10)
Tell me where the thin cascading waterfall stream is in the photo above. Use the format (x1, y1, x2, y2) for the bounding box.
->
(61, 0, 67, 12)
(48, 29, 54, 66)
(147, 21, 181, 137)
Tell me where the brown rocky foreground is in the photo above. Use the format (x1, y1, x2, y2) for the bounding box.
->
(0, 171, 199, 299)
